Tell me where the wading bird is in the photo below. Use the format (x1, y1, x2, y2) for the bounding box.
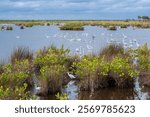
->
(67, 72, 76, 79)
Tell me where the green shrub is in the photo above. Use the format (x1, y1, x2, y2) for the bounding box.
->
(0, 60, 33, 99)
(34, 46, 71, 94)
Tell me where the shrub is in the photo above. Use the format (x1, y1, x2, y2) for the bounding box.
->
(137, 44, 150, 86)
(110, 57, 138, 88)
(34, 45, 71, 94)
(0, 60, 33, 99)
(0, 84, 31, 100)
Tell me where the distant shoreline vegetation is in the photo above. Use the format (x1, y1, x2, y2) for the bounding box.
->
(0, 17, 150, 30)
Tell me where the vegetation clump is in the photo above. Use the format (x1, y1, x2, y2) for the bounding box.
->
(11, 47, 33, 64)
(34, 45, 71, 95)
(108, 26, 117, 31)
(6, 26, 13, 30)
(136, 44, 150, 86)
(120, 25, 128, 28)
(60, 23, 84, 31)
(0, 60, 33, 99)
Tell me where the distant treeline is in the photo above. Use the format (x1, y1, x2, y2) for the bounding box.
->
(138, 16, 150, 21)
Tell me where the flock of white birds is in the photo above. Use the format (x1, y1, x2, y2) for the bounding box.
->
(16, 31, 140, 58)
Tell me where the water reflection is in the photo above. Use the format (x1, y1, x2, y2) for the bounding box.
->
(78, 88, 134, 100)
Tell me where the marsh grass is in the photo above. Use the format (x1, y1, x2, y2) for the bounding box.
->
(60, 23, 84, 30)
(99, 44, 128, 61)
(11, 47, 33, 64)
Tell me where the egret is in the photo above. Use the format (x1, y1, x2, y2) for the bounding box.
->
(16, 36, 20, 39)
(45, 35, 50, 38)
(67, 72, 76, 79)
(86, 44, 93, 50)
(110, 38, 115, 43)
(53, 34, 57, 38)
(122, 33, 127, 39)
(133, 39, 140, 48)
(133, 57, 139, 66)
(75, 48, 80, 53)
(32, 77, 41, 95)
(35, 86, 41, 94)
(136, 41, 140, 48)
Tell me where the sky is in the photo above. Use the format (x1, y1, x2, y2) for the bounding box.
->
(0, 0, 150, 20)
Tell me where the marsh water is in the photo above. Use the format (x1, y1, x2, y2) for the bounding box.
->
(0, 24, 150, 100)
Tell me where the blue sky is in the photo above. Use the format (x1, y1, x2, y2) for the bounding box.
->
(0, 0, 150, 20)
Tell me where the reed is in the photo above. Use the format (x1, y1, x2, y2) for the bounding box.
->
(11, 47, 33, 64)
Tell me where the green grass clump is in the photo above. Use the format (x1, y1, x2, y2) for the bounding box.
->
(60, 23, 84, 31)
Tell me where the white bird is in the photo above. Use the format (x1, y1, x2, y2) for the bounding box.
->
(133, 57, 139, 65)
(53, 34, 58, 38)
(133, 39, 140, 48)
(67, 72, 76, 79)
(75, 48, 80, 53)
(36, 86, 41, 93)
(45, 35, 50, 38)
(86, 44, 93, 50)
(136, 42, 140, 48)
(122, 33, 127, 39)
(16, 36, 20, 39)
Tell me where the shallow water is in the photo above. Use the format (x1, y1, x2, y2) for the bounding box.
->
(0, 24, 150, 100)
(1, 25, 150, 60)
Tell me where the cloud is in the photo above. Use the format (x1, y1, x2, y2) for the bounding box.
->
(0, 0, 150, 19)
